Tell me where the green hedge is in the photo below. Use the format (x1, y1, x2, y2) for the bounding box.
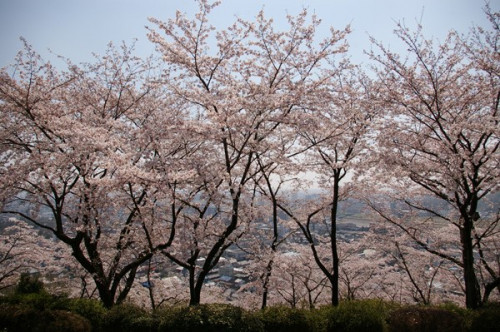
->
(0, 303, 91, 332)
(255, 305, 309, 332)
(0, 292, 71, 311)
(67, 298, 107, 331)
(326, 299, 396, 332)
(1, 288, 498, 332)
(469, 302, 500, 332)
(100, 303, 154, 332)
(387, 306, 466, 332)
(157, 303, 263, 332)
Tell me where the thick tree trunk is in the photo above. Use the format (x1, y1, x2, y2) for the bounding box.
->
(190, 287, 201, 306)
(188, 267, 200, 306)
(96, 284, 115, 309)
(461, 218, 481, 309)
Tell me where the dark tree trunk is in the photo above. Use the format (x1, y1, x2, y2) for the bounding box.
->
(461, 217, 481, 309)
(187, 192, 242, 306)
(190, 285, 201, 306)
(261, 184, 279, 310)
(96, 284, 115, 309)
(261, 260, 273, 309)
(188, 266, 199, 306)
(146, 259, 156, 310)
(330, 173, 340, 307)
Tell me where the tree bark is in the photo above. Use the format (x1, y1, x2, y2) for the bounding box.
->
(261, 259, 273, 309)
(189, 284, 201, 306)
(461, 217, 481, 309)
(330, 172, 340, 306)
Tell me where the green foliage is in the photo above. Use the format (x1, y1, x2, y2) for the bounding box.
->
(67, 298, 107, 331)
(256, 305, 310, 332)
(158, 303, 263, 332)
(129, 315, 160, 332)
(101, 303, 153, 332)
(241, 310, 266, 332)
(436, 302, 475, 330)
(469, 302, 500, 332)
(388, 306, 465, 332)
(0, 291, 71, 311)
(15, 273, 45, 294)
(0, 303, 91, 332)
(2, 295, 498, 332)
(306, 306, 336, 332)
(40, 310, 92, 332)
(326, 299, 395, 332)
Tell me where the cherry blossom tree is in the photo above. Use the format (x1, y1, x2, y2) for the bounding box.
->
(368, 7, 500, 308)
(147, 0, 350, 306)
(0, 41, 186, 307)
(2, 0, 497, 312)
(276, 66, 376, 306)
(250, 150, 302, 309)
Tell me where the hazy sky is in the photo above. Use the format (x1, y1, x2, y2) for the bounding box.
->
(0, 0, 497, 67)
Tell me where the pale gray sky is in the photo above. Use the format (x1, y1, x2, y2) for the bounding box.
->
(0, 0, 497, 67)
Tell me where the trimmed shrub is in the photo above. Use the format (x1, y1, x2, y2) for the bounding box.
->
(1, 292, 69, 311)
(101, 303, 153, 332)
(256, 305, 310, 332)
(158, 303, 263, 332)
(327, 300, 393, 332)
(67, 298, 107, 331)
(306, 306, 335, 332)
(437, 302, 474, 330)
(241, 310, 266, 332)
(43, 310, 92, 332)
(129, 315, 159, 332)
(388, 306, 465, 332)
(469, 302, 500, 332)
(0, 303, 91, 332)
